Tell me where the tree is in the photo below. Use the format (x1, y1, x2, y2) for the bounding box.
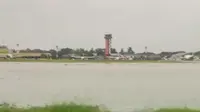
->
(194, 51, 200, 55)
(73, 48, 85, 56)
(120, 48, 124, 54)
(95, 48, 104, 56)
(49, 49, 57, 59)
(58, 48, 73, 57)
(87, 48, 95, 56)
(159, 52, 173, 58)
(127, 47, 134, 54)
(111, 48, 117, 53)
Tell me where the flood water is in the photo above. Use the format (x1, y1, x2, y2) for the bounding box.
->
(0, 62, 200, 112)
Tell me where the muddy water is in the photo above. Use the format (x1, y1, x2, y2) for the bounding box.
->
(0, 62, 200, 112)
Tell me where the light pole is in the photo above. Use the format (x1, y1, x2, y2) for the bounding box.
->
(145, 46, 147, 53)
(56, 45, 59, 59)
(16, 44, 19, 54)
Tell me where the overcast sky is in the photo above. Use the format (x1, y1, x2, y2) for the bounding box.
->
(0, 0, 200, 52)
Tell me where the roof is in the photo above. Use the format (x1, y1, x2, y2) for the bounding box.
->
(14, 53, 41, 57)
(169, 53, 186, 59)
(110, 53, 120, 56)
(121, 52, 134, 56)
(171, 53, 185, 57)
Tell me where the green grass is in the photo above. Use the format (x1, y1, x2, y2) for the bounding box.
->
(0, 103, 107, 112)
(0, 48, 8, 53)
(0, 103, 199, 112)
(155, 108, 200, 112)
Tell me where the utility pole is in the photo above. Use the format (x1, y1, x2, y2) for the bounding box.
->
(16, 44, 19, 54)
(145, 46, 148, 53)
(56, 45, 59, 59)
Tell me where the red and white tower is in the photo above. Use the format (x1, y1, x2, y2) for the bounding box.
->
(104, 33, 112, 56)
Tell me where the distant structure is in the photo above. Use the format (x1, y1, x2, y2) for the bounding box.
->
(104, 33, 112, 56)
(56, 45, 59, 58)
(16, 44, 19, 54)
(145, 46, 148, 53)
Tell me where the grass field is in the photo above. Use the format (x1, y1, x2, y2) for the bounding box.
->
(0, 48, 8, 54)
(0, 103, 106, 112)
(0, 103, 199, 112)
(155, 108, 200, 112)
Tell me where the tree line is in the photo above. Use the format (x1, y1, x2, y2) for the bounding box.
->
(16, 47, 135, 58)
(2, 45, 200, 59)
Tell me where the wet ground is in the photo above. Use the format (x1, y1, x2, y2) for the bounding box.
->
(0, 62, 200, 112)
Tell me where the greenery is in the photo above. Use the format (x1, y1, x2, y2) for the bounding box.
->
(0, 103, 199, 112)
(0, 103, 105, 112)
(1, 44, 200, 60)
(155, 108, 200, 112)
(0, 45, 9, 53)
(18, 47, 135, 59)
(1, 45, 200, 61)
(15, 47, 194, 58)
(0, 48, 8, 53)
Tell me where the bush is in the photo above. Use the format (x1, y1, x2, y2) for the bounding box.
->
(0, 103, 104, 112)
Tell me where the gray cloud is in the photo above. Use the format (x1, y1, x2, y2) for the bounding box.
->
(0, 0, 200, 52)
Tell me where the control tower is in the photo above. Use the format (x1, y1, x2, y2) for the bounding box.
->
(104, 33, 112, 56)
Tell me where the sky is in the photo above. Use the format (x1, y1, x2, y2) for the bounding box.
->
(0, 0, 200, 53)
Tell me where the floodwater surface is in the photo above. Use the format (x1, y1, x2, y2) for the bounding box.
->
(0, 62, 200, 112)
